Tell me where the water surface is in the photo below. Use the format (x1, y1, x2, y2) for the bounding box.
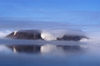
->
(0, 20, 100, 66)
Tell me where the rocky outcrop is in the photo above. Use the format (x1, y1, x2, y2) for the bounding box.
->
(6, 29, 87, 41)
(57, 35, 87, 41)
(6, 30, 42, 40)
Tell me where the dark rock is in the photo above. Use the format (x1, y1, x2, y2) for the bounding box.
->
(57, 35, 87, 41)
(6, 30, 42, 40)
(6, 29, 88, 41)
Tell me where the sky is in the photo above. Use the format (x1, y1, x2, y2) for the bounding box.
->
(0, 0, 100, 25)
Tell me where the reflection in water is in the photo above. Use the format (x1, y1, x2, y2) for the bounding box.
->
(8, 45, 41, 53)
(41, 44, 83, 54)
(6, 44, 83, 54)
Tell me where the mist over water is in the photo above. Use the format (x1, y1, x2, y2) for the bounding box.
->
(0, 0, 100, 65)
(0, 19, 100, 66)
(0, 19, 99, 42)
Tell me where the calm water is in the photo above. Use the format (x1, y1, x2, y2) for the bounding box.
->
(0, 20, 100, 66)
(0, 41, 100, 66)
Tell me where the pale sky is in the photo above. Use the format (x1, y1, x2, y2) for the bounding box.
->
(0, 0, 100, 25)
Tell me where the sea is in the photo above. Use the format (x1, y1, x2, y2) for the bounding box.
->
(0, 19, 100, 66)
